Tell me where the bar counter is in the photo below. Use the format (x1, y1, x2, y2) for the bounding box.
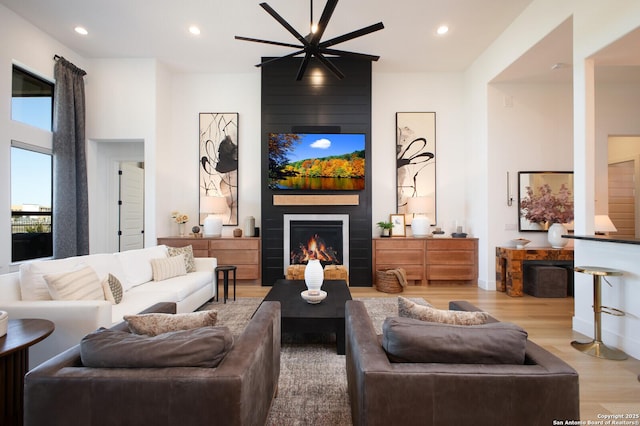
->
(563, 234, 640, 245)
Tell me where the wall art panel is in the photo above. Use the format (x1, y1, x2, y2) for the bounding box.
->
(396, 112, 436, 225)
(199, 112, 238, 226)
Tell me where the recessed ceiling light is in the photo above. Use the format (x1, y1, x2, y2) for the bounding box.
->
(436, 25, 449, 36)
(74, 26, 88, 35)
(189, 25, 201, 36)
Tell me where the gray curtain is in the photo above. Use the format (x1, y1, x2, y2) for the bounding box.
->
(52, 57, 89, 258)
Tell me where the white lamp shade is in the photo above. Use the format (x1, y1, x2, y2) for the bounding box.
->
(201, 196, 227, 237)
(594, 215, 617, 233)
(200, 196, 227, 214)
(406, 196, 430, 214)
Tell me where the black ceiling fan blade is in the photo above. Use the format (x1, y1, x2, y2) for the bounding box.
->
(315, 52, 345, 80)
(296, 53, 314, 81)
(260, 2, 309, 46)
(235, 36, 302, 49)
(320, 48, 380, 62)
(256, 50, 307, 68)
(310, 0, 338, 45)
(320, 22, 385, 48)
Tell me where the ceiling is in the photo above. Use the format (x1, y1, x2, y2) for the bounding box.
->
(0, 0, 535, 74)
(492, 18, 573, 84)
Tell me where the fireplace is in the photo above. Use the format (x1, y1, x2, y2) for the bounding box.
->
(283, 214, 349, 272)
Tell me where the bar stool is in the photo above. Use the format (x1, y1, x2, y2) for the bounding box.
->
(215, 265, 237, 304)
(572, 266, 627, 360)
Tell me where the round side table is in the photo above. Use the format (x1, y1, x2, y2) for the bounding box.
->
(572, 266, 627, 360)
(215, 265, 237, 304)
(1, 318, 55, 426)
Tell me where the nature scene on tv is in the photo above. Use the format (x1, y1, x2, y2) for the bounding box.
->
(268, 133, 365, 190)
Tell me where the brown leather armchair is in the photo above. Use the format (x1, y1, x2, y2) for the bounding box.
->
(345, 300, 580, 426)
(25, 301, 281, 426)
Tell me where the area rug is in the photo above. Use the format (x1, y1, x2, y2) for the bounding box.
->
(201, 296, 420, 426)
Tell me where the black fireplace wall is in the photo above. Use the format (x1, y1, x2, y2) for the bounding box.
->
(261, 57, 373, 286)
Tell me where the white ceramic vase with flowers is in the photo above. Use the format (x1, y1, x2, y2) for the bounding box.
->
(520, 183, 573, 248)
(171, 211, 190, 236)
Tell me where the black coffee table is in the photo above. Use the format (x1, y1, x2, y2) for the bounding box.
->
(263, 279, 352, 354)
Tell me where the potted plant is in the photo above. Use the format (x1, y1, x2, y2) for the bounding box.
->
(377, 221, 393, 237)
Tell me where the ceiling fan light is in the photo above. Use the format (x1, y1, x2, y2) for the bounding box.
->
(236, 0, 383, 80)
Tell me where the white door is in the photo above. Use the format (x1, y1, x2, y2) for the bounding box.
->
(119, 163, 144, 251)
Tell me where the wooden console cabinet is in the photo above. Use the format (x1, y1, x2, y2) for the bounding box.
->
(372, 237, 478, 286)
(157, 236, 261, 285)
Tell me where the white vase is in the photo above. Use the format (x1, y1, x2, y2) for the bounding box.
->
(244, 216, 255, 237)
(0, 310, 7, 337)
(304, 259, 324, 294)
(548, 223, 568, 248)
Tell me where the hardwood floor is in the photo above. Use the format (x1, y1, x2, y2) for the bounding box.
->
(235, 283, 640, 421)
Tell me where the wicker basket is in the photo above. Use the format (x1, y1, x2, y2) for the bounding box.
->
(375, 268, 406, 293)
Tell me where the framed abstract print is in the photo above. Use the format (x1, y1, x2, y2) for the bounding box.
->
(199, 112, 238, 226)
(396, 112, 436, 225)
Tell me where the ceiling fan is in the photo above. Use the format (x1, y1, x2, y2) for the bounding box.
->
(235, 0, 384, 80)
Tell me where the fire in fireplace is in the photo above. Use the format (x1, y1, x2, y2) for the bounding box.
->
(290, 226, 342, 266)
(283, 214, 349, 272)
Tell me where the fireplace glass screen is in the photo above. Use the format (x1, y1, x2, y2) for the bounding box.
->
(289, 220, 343, 266)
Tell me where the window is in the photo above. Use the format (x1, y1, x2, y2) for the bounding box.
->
(11, 65, 54, 131)
(11, 143, 53, 261)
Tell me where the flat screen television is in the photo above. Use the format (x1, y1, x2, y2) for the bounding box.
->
(268, 132, 365, 190)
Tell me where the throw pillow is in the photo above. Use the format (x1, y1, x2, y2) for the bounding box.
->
(115, 245, 169, 289)
(44, 265, 105, 301)
(150, 254, 187, 281)
(18, 257, 80, 300)
(398, 296, 489, 325)
(124, 310, 218, 336)
(167, 245, 196, 273)
(397, 296, 432, 317)
(101, 273, 124, 304)
(382, 316, 528, 364)
(80, 326, 234, 368)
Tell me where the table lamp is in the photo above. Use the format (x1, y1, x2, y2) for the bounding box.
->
(594, 215, 617, 235)
(407, 196, 431, 237)
(201, 196, 227, 237)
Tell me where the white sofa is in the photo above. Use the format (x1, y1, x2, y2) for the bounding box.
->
(0, 245, 216, 369)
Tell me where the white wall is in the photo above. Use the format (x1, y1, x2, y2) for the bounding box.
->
(465, 0, 574, 290)
(168, 72, 261, 238)
(85, 59, 159, 250)
(571, 0, 640, 359)
(371, 72, 467, 236)
(488, 82, 574, 258)
(469, 0, 640, 358)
